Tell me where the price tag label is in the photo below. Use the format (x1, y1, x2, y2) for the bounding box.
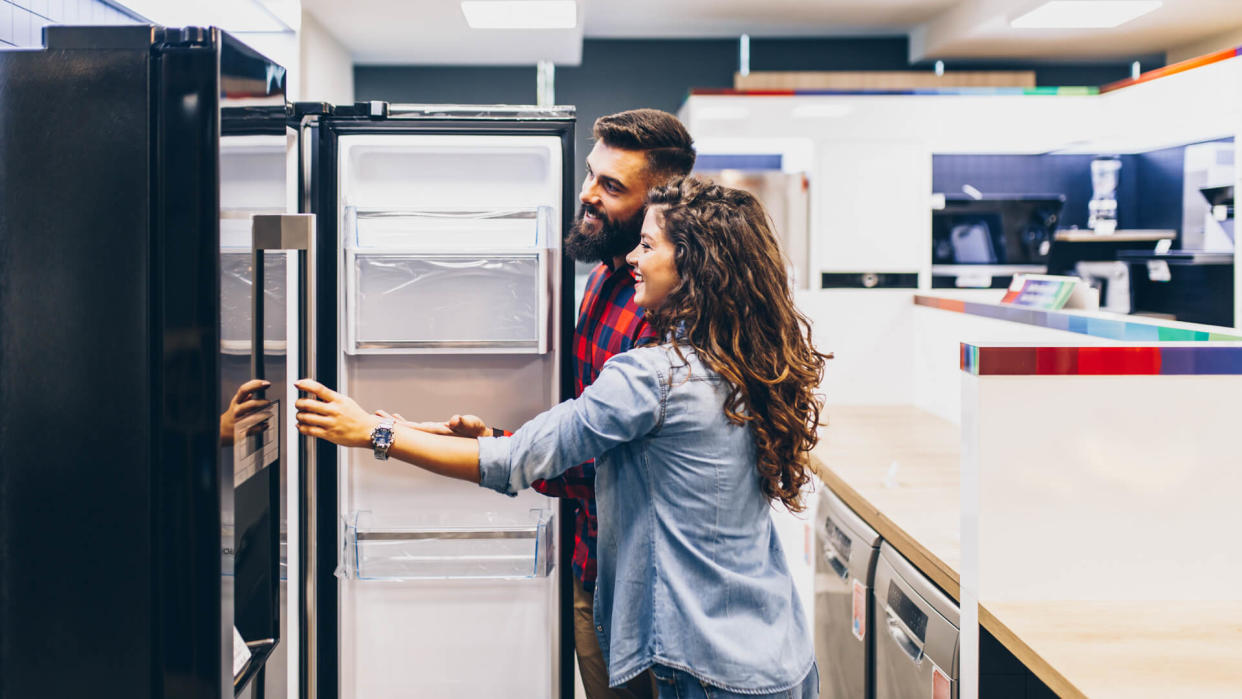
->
(932, 663, 952, 699)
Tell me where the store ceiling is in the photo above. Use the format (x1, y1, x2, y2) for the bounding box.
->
(300, 0, 1242, 65)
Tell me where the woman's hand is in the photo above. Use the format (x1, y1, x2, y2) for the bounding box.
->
(294, 378, 378, 449)
(220, 378, 271, 446)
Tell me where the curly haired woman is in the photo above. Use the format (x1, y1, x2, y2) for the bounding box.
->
(295, 176, 829, 698)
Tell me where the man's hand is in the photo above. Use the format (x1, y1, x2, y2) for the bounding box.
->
(375, 409, 490, 438)
(294, 379, 379, 449)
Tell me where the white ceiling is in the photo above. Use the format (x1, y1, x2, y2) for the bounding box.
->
(300, 0, 1242, 65)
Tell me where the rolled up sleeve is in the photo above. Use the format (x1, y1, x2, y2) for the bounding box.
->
(477, 350, 666, 496)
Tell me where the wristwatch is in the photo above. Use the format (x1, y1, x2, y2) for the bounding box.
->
(370, 417, 395, 460)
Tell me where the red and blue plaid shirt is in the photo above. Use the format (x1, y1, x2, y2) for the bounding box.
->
(531, 261, 657, 592)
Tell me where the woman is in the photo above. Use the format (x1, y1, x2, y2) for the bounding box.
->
(295, 176, 828, 698)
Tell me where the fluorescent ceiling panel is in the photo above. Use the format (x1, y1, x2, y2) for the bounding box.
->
(117, 0, 293, 32)
(1010, 1, 1162, 30)
(461, 1, 577, 29)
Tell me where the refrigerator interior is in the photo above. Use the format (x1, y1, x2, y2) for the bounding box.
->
(335, 133, 565, 697)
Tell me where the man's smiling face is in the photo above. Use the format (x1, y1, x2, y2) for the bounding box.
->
(565, 142, 652, 264)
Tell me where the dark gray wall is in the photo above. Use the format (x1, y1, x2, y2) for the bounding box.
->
(355, 36, 1165, 200)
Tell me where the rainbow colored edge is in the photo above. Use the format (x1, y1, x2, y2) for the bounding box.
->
(960, 343, 1242, 376)
(914, 295, 1242, 343)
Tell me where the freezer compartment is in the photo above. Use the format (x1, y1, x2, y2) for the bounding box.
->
(341, 510, 555, 580)
(346, 251, 549, 354)
(346, 205, 550, 250)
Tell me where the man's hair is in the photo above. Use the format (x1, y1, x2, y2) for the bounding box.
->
(593, 109, 696, 183)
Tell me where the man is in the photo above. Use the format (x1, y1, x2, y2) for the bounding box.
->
(402, 109, 695, 698)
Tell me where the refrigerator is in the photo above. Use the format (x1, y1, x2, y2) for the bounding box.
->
(299, 102, 577, 698)
(0, 25, 306, 699)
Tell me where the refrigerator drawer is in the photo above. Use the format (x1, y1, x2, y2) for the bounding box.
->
(340, 511, 554, 580)
(346, 205, 550, 250)
(346, 251, 549, 354)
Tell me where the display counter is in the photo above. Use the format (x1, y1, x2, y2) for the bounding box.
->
(802, 291, 1242, 699)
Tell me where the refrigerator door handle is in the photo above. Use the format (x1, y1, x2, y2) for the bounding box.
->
(254, 214, 315, 252)
(884, 604, 926, 664)
(251, 212, 317, 699)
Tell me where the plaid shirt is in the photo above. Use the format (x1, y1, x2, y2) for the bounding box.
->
(531, 261, 657, 592)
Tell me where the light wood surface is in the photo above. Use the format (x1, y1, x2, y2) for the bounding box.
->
(811, 405, 1242, 698)
(983, 601, 1242, 699)
(809, 404, 962, 599)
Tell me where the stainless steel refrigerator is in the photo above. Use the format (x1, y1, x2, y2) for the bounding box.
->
(0, 25, 304, 699)
(299, 102, 576, 698)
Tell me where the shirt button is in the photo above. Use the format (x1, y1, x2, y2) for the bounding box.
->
(596, 625, 603, 632)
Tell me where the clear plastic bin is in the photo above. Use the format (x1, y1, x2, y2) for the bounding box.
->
(347, 251, 547, 354)
(340, 511, 554, 581)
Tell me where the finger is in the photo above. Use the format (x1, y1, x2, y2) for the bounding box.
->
(392, 413, 406, 421)
(296, 412, 334, 427)
(297, 423, 328, 440)
(295, 397, 334, 415)
(294, 378, 336, 401)
(238, 378, 271, 394)
(234, 399, 272, 416)
(374, 409, 393, 419)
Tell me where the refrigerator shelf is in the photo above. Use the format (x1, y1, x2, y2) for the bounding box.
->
(340, 513, 554, 581)
(346, 250, 550, 355)
(346, 205, 550, 250)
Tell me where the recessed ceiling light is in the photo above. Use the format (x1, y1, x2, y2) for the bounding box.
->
(1011, 1, 1161, 29)
(461, 1, 577, 30)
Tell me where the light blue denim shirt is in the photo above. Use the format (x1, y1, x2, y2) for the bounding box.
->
(477, 345, 814, 693)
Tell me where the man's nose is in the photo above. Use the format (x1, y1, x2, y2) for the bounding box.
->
(580, 177, 600, 206)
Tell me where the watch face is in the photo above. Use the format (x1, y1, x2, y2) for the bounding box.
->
(374, 429, 393, 448)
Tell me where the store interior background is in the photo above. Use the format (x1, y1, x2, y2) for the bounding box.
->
(5, 2, 1242, 698)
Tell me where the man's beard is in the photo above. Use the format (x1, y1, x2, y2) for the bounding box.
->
(564, 203, 643, 263)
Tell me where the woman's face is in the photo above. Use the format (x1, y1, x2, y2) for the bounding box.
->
(626, 206, 679, 309)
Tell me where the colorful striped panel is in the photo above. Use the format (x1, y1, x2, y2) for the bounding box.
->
(915, 295, 1242, 343)
(688, 46, 1241, 101)
(960, 344, 1242, 375)
(689, 86, 1098, 97)
(1100, 46, 1242, 94)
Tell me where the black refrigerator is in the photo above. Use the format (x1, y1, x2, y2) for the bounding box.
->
(0, 25, 306, 699)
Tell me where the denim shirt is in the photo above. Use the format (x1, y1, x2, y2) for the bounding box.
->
(478, 345, 814, 693)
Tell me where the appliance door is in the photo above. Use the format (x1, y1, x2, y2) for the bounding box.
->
(315, 118, 574, 699)
(218, 29, 310, 699)
(814, 490, 881, 699)
(873, 545, 960, 699)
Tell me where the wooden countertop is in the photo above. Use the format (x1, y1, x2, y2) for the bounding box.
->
(811, 405, 1242, 698)
(983, 601, 1242, 699)
(810, 404, 962, 599)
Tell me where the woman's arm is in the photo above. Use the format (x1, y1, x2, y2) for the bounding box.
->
(294, 349, 666, 494)
(294, 379, 481, 484)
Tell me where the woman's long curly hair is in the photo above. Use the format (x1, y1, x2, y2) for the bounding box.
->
(645, 176, 829, 513)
